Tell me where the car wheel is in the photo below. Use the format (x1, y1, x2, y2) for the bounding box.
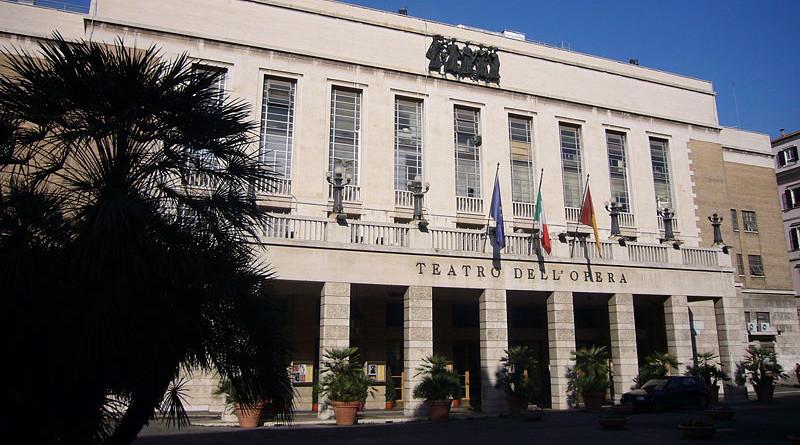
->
(652, 400, 663, 413)
(697, 395, 710, 410)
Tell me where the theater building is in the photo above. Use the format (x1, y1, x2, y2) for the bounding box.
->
(3, 0, 798, 416)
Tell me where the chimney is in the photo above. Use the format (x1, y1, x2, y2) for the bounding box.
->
(780, 128, 786, 136)
(629, 59, 639, 65)
(398, 8, 408, 15)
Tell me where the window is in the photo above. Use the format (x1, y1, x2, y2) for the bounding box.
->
(259, 77, 296, 179)
(784, 186, 800, 210)
(454, 106, 481, 198)
(791, 227, 800, 251)
(395, 98, 423, 190)
(560, 124, 583, 208)
(186, 65, 227, 183)
(509, 115, 535, 203)
(736, 254, 745, 276)
(329, 87, 361, 183)
(742, 210, 758, 232)
(607, 131, 631, 212)
(731, 209, 739, 231)
(194, 64, 227, 105)
(746, 312, 772, 331)
(650, 138, 673, 208)
(777, 146, 798, 167)
(748, 254, 764, 276)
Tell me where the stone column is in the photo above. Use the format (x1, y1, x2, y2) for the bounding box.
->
(714, 292, 747, 385)
(547, 291, 576, 410)
(404, 286, 433, 417)
(318, 282, 350, 418)
(608, 293, 639, 401)
(663, 295, 693, 371)
(479, 288, 509, 414)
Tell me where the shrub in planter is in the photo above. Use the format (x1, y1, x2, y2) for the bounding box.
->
(571, 346, 610, 412)
(319, 347, 376, 425)
(685, 352, 729, 403)
(495, 346, 538, 416)
(413, 355, 462, 421)
(634, 352, 679, 388)
(740, 346, 786, 402)
(214, 379, 265, 428)
(385, 366, 397, 410)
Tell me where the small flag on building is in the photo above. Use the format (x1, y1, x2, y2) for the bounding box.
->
(490, 170, 506, 249)
(534, 178, 551, 254)
(578, 182, 602, 256)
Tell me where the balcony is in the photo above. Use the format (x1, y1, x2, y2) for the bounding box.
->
(512, 201, 536, 219)
(256, 177, 292, 195)
(456, 196, 483, 214)
(329, 184, 361, 202)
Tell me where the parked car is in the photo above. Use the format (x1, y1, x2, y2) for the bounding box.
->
(620, 376, 710, 412)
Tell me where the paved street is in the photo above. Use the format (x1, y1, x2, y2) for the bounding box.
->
(134, 391, 800, 444)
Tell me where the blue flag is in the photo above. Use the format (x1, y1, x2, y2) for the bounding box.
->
(490, 175, 505, 248)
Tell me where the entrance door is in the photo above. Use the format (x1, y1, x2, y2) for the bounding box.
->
(453, 341, 481, 409)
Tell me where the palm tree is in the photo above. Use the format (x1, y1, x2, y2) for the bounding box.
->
(0, 34, 292, 444)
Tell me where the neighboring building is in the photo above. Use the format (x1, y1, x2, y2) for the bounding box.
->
(2, 0, 798, 416)
(772, 129, 800, 309)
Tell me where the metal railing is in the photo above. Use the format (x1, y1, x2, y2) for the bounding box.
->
(349, 221, 409, 247)
(256, 177, 292, 195)
(628, 243, 669, 263)
(681, 247, 719, 267)
(456, 196, 483, 214)
(431, 227, 486, 252)
(329, 184, 361, 202)
(619, 212, 635, 228)
(512, 201, 536, 219)
(395, 190, 413, 207)
(263, 214, 327, 241)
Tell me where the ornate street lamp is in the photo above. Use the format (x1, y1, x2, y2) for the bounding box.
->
(605, 199, 622, 238)
(326, 160, 351, 222)
(658, 205, 679, 247)
(406, 175, 430, 227)
(708, 211, 724, 246)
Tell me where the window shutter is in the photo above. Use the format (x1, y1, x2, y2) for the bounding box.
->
(779, 151, 787, 167)
(786, 189, 794, 209)
(791, 229, 799, 251)
(791, 146, 798, 161)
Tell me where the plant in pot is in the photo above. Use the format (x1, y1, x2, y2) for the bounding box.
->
(385, 366, 397, 410)
(495, 346, 537, 417)
(685, 352, 729, 403)
(571, 346, 610, 413)
(741, 346, 786, 402)
(319, 347, 376, 426)
(413, 354, 462, 421)
(213, 379, 264, 428)
(311, 382, 320, 413)
(634, 351, 679, 388)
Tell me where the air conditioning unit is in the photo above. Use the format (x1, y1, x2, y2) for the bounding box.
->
(746, 322, 756, 332)
(760, 322, 771, 332)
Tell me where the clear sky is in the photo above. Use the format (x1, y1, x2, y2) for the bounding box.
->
(54, 0, 800, 139)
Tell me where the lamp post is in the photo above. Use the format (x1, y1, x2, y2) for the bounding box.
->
(326, 160, 351, 221)
(708, 211, 724, 246)
(406, 175, 430, 225)
(658, 205, 676, 242)
(605, 199, 622, 238)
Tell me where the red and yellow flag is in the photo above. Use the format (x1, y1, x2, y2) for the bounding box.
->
(578, 185, 602, 257)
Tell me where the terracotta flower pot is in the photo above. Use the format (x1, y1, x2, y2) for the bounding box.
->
(754, 384, 775, 402)
(312, 403, 319, 413)
(506, 396, 527, 417)
(582, 392, 605, 413)
(452, 399, 461, 407)
(426, 399, 453, 422)
(385, 401, 395, 410)
(235, 402, 264, 428)
(332, 401, 360, 426)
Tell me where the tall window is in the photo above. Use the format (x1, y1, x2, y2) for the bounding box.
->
(187, 65, 226, 180)
(742, 210, 758, 232)
(731, 209, 739, 231)
(789, 227, 800, 251)
(785, 186, 800, 209)
(778, 146, 798, 167)
(606, 131, 630, 212)
(329, 87, 361, 183)
(560, 124, 583, 208)
(259, 77, 296, 178)
(748, 254, 764, 276)
(736, 254, 745, 276)
(649, 138, 673, 208)
(509, 115, 535, 203)
(395, 98, 423, 190)
(194, 65, 227, 105)
(454, 106, 481, 197)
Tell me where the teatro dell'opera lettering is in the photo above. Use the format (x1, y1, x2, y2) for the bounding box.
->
(415, 262, 628, 284)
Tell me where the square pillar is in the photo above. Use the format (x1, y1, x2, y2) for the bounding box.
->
(714, 292, 747, 384)
(479, 288, 508, 414)
(403, 285, 433, 417)
(608, 293, 638, 401)
(664, 295, 693, 371)
(547, 291, 575, 410)
(318, 282, 350, 418)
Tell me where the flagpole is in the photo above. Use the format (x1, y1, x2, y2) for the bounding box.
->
(533, 168, 545, 254)
(485, 162, 501, 243)
(572, 174, 591, 257)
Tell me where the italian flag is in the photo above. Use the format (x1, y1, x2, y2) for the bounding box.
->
(534, 187, 551, 254)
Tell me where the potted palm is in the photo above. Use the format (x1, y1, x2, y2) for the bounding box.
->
(571, 346, 610, 412)
(495, 346, 537, 416)
(385, 366, 397, 410)
(685, 352, 729, 403)
(214, 379, 264, 428)
(741, 346, 786, 402)
(319, 347, 376, 426)
(635, 351, 679, 387)
(413, 355, 462, 421)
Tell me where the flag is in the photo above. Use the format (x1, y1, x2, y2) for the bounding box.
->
(489, 174, 506, 249)
(579, 184, 602, 256)
(534, 186, 551, 253)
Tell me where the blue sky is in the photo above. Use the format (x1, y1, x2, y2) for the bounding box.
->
(60, 0, 799, 138)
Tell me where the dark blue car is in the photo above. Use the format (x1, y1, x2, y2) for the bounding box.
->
(620, 376, 710, 412)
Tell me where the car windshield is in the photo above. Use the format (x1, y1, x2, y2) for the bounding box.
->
(642, 379, 668, 389)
